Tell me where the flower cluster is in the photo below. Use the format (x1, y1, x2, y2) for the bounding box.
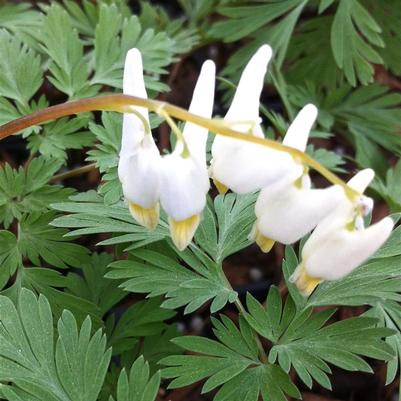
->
(118, 46, 394, 296)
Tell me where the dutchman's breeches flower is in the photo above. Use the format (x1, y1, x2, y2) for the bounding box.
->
(290, 169, 394, 296)
(160, 60, 215, 251)
(251, 104, 345, 251)
(119, 47, 215, 250)
(118, 48, 161, 230)
(210, 45, 297, 194)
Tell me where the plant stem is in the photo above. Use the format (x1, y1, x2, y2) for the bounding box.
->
(234, 298, 268, 363)
(0, 94, 360, 200)
(51, 163, 97, 182)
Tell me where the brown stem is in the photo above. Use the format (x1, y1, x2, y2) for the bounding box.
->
(51, 163, 97, 182)
(0, 94, 360, 200)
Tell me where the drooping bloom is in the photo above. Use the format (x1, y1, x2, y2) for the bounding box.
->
(251, 105, 344, 251)
(210, 45, 298, 194)
(119, 48, 215, 250)
(160, 60, 215, 250)
(290, 168, 394, 296)
(118, 48, 161, 230)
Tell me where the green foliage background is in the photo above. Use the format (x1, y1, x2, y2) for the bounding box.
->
(1, 1, 401, 400)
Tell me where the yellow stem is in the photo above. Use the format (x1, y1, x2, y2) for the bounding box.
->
(159, 110, 190, 158)
(0, 94, 359, 200)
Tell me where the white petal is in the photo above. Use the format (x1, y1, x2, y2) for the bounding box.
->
(225, 44, 272, 124)
(304, 217, 394, 280)
(160, 153, 210, 221)
(255, 178, 344, 244)
(183, 60, 216, 165)
(121, 48, 150, 154)
(282, 104, 317, 152)
(211, 141, 299, 194)
(120, 137, 161, 208)
(347, 168, 375, 193)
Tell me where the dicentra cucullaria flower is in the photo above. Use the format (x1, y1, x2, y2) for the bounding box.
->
(118, 48, 161, 230)
(118, 48, 215, 250)
(290, 169, 394, 295)
(210, 45, 298, 194)
(250, 104, 345, 252)
(159, 60, 215, 250)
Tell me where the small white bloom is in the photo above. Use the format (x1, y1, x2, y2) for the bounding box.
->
(290, 169, 394, 296)
(210, 44, 297, 194)
(118, 48, 161, 230)
(160, 60, 215, 250)
(253, 172, 344, 248)
(251, 104, 343, 250)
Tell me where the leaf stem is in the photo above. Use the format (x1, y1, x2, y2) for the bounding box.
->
(51, 163, 97, 182)
(0, 94, 360, 200)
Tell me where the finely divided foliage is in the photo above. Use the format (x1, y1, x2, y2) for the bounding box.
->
(0, 1, 401, 401)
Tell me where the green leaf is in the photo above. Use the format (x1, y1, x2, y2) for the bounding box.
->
(67, 252, 125, 316)
(26, 115, 94, 160)
(0, 157, 74, 228)
(18, 211, 89, 269)
(51, 191, 170, 247)
(0, 29, 42, 106)
(162, 316, 259, 391)
(161, 316, 300, 401)
(210, 1, 304, 43)
(56, 310, 111, 401)
(115, 356, 161, 401)
(306, 144, 346, 173)
(331, 0, 383, 86)
(290, 83, 401, 154)
(20, 267, 102, 327)
(107, 247, 237, 314)
(362, 0, 401, 75)
(139, 326, 183, 374)
(107, 297, 175, 355)
(41, 4, 96, 98)
(267, 300, 394, 389)
(0, 230, 21, 289)
(211, 193, 257, 263)
(376, 159, 401, 212)
(287, 16, 342, 87)
(0, 289, 111, 401)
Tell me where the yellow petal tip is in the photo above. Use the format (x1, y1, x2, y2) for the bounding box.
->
(249, 224, 275, 253)
(290, 264, 322, 297)
(128, 202, 159, 230)
(213, 179, 229, 195)
(169, 215, 200, 251)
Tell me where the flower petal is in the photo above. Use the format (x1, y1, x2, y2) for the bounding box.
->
(225, 44, 272, 125)
(183, 60, 216, 165)
(160, 153, 209, 221)
(255, 176, 344, 244)
(120, 137, 161, 209)
(128, 202, 160, 230)
(211, 142, 298, 194)
(282, 104, 317, 152)
(303, 216, 394, 281)
(347, 168, 375, 192)
(169, 214, 201, 251)
(121, 48, 150, 154)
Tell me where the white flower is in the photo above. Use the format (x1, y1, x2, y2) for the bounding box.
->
(118, 48, 161, 230)
(160, 60, 215, 251)
(251, 104, 344, 251)
(290, 169, 394, 296)
(210, 44, 297, 194)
